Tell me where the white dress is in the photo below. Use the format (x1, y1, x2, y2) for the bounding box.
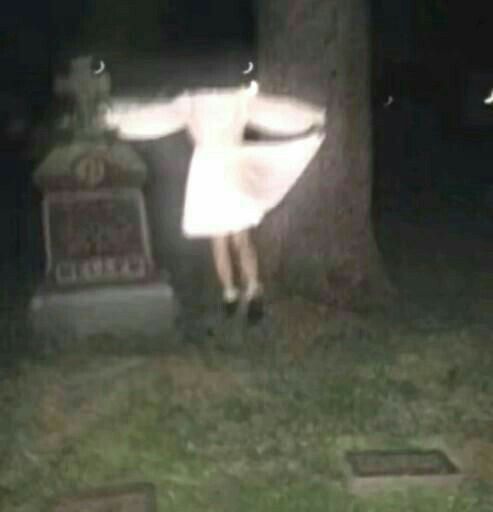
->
(105, 86, 325, 238)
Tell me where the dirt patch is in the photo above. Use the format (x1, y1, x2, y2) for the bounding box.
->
(33, 353, 246, 454)
(35, 357, 151, 452)
(265, 296, 376, 363)
(155, 355, 244, 402)
(460, 439, 493, 483)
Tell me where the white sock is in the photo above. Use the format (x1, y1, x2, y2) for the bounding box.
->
(223, 287, 239, 303)
(245, 282, 263, 300)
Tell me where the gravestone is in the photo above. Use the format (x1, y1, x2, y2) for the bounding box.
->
(35, 142, 152, 286)
(54, 55, 111, 136)
(29, 55, 177, 345)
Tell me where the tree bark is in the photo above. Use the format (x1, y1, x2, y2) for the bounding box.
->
(257, 0, 391, 306)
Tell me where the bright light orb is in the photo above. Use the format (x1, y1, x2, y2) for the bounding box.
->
(243, 61, 254, 75)
(484, 89, 493, 105)
(94, 60, 106, 75)
(384, 95, 394, 108)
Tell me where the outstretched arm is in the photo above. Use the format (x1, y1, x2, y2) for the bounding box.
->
(103, 94, 190, 140)
(247, 94, 325, 137)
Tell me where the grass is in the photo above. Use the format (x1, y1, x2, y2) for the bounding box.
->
(1, 214, 493, 511)
(1, 302, 493, 511)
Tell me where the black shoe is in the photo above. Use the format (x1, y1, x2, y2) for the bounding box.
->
(223, 299, 239, 318)
(246, 296, 264, 325)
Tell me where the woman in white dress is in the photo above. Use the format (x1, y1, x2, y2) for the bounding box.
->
(103, 60, 325, 323)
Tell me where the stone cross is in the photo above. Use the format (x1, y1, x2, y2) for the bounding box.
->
(54, 55, 111, 135)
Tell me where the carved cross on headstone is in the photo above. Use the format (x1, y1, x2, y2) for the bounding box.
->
(54, 55, 111, 135)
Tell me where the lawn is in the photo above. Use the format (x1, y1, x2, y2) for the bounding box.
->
(1, 215, 493, 511)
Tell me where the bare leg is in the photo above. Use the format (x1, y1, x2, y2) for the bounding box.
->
(210, 236, 239, 304)
(231, 230, 264, 324)
(231, 230, 263, 300)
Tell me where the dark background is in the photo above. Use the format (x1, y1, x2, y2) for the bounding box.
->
(1, 0, 493, 298)
(372, 0, 493, 217)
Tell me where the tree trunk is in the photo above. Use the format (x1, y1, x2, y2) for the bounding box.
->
(257, 0, 391, 306)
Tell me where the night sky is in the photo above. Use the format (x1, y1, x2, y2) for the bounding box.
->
(1, 1, 493, 121)
(1, 1, 492, 105)
(1, 0, 255, 101)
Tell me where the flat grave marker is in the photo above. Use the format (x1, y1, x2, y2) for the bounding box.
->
(345, 449, 463, 495)
(52, 482, 156, 512)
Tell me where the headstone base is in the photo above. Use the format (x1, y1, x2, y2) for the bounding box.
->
(29, 277, 177, 345)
